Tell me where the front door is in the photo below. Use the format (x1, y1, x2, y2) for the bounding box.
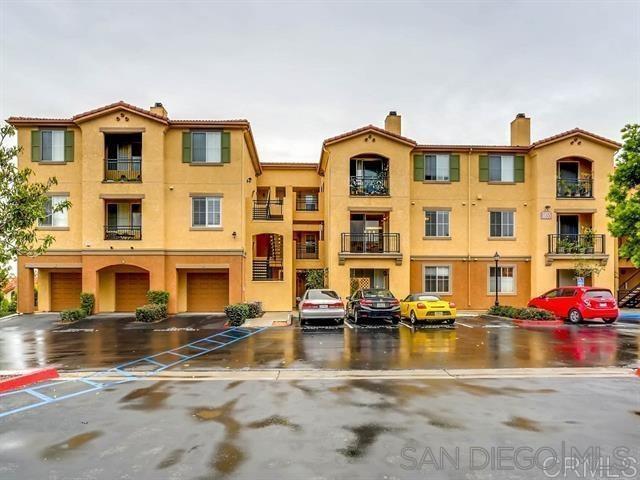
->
(558, 215, 579, 236)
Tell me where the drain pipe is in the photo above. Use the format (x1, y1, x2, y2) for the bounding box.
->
(467, 147, 473, 308)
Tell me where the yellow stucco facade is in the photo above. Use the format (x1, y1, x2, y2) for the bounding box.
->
(8, 103, 627, 314)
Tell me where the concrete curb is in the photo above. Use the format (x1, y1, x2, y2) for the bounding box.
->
(0, 367, 59, 393)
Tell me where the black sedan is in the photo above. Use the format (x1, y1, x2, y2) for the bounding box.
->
(347, 288, 401, 324)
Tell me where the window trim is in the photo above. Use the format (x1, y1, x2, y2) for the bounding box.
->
(190, 195, 223, 229)
(423, 209, 451, 239)
(488, 154, 515, 183)
(424, 153, 451, 182)
(191, 131, 222, 164)
(40, 129, 66, 163)
(488, 210, 516, 239)
(487, 264, 517, 296)
(38, 193, 69, 229)
(422, 264, 453, 295)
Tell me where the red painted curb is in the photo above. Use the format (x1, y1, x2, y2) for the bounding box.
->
(636, 368, 640, 377)
(513, 319, 565, 328)
(0, 367, 59, 393)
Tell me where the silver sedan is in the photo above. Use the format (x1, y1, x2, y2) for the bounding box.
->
(297, 289, 345, 326)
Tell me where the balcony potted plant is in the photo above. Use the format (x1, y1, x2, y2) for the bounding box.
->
(579, 174, 592, 197)
(556, 237, 574, 254)
(581, 227, 595, 254)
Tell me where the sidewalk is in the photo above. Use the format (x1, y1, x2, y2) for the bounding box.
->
(244, 311, 291, 327)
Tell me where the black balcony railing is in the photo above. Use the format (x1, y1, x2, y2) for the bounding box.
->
(296, 195, 318, 211)
(547, 234, 605, 255)
(556, 178, 593, 198)
(252, 199, 284, 220)
(341, 233, 400, 254)
(105, 158, 142, 182)
(349, 173, 389, 196)
(104, 225, 142, 241)
(296, 242, 319, 259)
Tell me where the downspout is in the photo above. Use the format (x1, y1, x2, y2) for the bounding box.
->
(467, 147, 473, 308)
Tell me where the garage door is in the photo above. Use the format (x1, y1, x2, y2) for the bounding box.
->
(50, 272, 82, 311)
(187, 272, 229, 312)
(115, 273, 149, 311)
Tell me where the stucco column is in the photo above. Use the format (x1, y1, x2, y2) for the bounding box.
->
(17, 257, 34, 314)
(229, 257, 243, 304)
(82, 264, 98, 312)
(165, 267, 178, 314)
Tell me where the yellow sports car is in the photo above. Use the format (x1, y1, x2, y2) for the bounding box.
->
(400, 294, 456, 324)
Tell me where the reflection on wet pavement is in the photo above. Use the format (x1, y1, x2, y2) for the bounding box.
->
(1, 315, 638, 371)
(40, 431, 103, 460)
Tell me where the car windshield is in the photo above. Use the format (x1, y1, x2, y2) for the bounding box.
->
(363, 289, 394, 299)
(307, 290, 339, 300)
(584, 290, 614, 300)
(417, 295, 440, 301)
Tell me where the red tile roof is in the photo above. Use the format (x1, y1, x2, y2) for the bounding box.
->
(531, 128, 621, 148)
(262, 162, 318, 169)
(323, 124, 417, 147)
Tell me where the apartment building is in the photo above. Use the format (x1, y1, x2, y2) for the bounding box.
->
(9, 102, 633, 314)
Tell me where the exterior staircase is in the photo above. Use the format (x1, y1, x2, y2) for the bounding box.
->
(618, 269, 640, 308)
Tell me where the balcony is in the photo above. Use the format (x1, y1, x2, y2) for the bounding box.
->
(252, 199, 283, 220)
(545, 233, 607, 265)
(556, 178, 593, 198)
(349, 172, 389, 196)
(104, 158, 142, 182)
(104, 225, 142, 241)
(339, 232, 402, 265)
(296, 241, 319, 259)
(296, 194, 318, 211)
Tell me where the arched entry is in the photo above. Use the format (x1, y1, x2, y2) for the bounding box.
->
(97, 264, 150, 312)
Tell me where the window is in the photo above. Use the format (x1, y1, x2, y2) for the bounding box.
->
(191, 132, 221, 163)
(425, 154, 450, 181)
(192, 196, 222, 227)
(489, 266, 515, 293)
(489, 211, 515, 238)
(424, 210, 450, 237)
(423, 266, 451, 294)
(489, 155, 514, 182)
(41, 130, 65, 162)
(39, 195, 68, 227)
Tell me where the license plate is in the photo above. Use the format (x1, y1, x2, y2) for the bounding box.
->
(376, 303, 386, 308)
(599, 303, 607, 308)
(434, 311, 443, 316)
(319, 304, 328, 309)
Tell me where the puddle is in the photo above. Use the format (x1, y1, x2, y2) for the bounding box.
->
(289, 380, 317, 396)
(633, 411, 640, 417)
(119, 382, 171, 410)
(417, 411, 463, 430)
(225, 380, 243, 390)
(503, 416, 543, 432)
(157, 448, 185, 469)
(192, 399, 241, 438)
(210, 441, 245, 476)
(41, 431, 103, 460)
(338, 423, 399, 459)
(247, 415, 301, 432)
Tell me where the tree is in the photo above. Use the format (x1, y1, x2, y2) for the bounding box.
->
(607, 124, 640, 266)
(0, 124, 70, 267)
(304, 269, 326, 289)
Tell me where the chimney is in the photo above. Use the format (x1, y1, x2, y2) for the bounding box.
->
(510, 113, 530, 146)
(150, 102, 167, 118)
(384, 111, 401, 135)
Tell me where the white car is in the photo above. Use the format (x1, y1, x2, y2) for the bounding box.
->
(297, 289, 345, 326)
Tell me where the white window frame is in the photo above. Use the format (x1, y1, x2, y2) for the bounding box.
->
(40, 130, 65, 162)
(424, 154, 450, 182)
(191, 196, 222, 228)
(488, 265, 517, 295)
(422, 264, 452, 295)
(191, 131, 222, 164)
(424, 210, 450, 238)
(489, 210, 515, 238)
(489, 154, 514, 182)
(39, 195, 69, 228)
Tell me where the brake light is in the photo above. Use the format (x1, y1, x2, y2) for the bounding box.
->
(328, 301, 344, 308)
(300, 301, 319, 309)
(360, 299, 374, 306)
(389, 299, 400, 306)
(416, 302, 426, 309)
(449, 302, 456, 308)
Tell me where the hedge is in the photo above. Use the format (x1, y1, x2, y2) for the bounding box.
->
(246, 301, 263, 319)
(80, 293, 95, 315)
(60, 308, 87, 323)
(487, 305, 555, 320)
(147, 290, 169, 306)
(135, 303, 168, 322)
(225, 303, 251, 326)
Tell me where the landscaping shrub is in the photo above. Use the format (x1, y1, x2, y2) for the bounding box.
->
(147, 290, 169, 306)
(135, 303, 167, 322)
(8, 296, 16, 313)
(224, 303, 250, 326)
(80, 292, 95, 315)
(487, 305, 554, 320)
(60, 308, 87, 323)
(247, 301, 263, 319)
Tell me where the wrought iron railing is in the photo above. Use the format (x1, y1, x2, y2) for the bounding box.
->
(547, 234, 605, 254)
(296, 242, 319, 259)
(556, 178, 593, 198)
(252, 199, 284, 220)
(104, 225, 142, 241)
(349, 173, 389, 196)
(252, 259, 283, 281)
(105, 157, 142, 182)
(296, 195, 318, 211)
(341, 233, 400, 253)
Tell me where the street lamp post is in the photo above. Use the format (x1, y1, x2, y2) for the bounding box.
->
(493, 251, 501, 307)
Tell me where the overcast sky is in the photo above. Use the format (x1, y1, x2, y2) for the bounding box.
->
(1, 0, 639, 162)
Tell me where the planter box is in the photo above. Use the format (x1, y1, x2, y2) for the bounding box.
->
(513, 318, 565, 328)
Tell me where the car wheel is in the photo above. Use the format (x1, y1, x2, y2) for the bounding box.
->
(336, 317, 344, 325)
(391, 317, 399, 326)
(446, 318, 455, 325)
(603, 317, 617, 324)
(300, 316, 306, 326)
(568, 308, 582, 324)
(410, 311, 417, 325)
(353, 310, 359, 324)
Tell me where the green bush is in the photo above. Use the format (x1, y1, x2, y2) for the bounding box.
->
(0, 297, 10, 313)
(247, 301, 263, 319)
(487, 305, 554, 320)
(224, 303, 250, 326)
(135, 303, 168, 322)
(80, 292, 95, 315)
(147, 290, 169, 306)
(60, 308, 87, 323)
(8, 297, 16, 313)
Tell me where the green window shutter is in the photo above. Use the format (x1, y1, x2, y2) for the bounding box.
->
(413, 154, 424, 181)
(221, 131, 231, 163)
(31, 130, 41, 162)
(514, 155, 525, 182)
(449, 154, 460, 182)
(182, 132, 191, 163)
(64, 130, 74, 162)
(479, 154, 489, 182)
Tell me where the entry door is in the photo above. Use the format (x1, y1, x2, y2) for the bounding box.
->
(558, 215, 579, 237)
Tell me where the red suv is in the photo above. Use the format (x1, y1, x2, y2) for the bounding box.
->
(528, 287, 618, 324)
